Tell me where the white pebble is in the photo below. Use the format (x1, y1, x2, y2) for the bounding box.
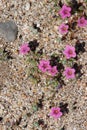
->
(25, 3, 30, 11)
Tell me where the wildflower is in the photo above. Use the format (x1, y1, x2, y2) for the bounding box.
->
(64, 67, 75, 79)
(49, 107, 62, 119)
(59, 4, 71, 19)
(19, 43, 30, 55)
(59, 23, 69, 35)
(48, 66, 58, 76)
(63, 45, 76, 59)
(38, 59, 50, 73)
(77, 17, 87, 27)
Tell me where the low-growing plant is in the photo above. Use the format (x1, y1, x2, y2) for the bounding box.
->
(18, 0, 86, 121)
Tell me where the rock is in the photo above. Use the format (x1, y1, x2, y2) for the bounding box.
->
(0, 21, 18, 42)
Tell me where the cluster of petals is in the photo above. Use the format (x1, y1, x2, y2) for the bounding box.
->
(64, 67, 75, 79)
(19, 43, 30, 55)
(49, 107, 62, 119)
(63, 45, 76, 79)
(77, 17, 87, 27)
(38, 60, 50, 73)
(48, 66, 58, 76)
(59, 4, 87, 35)
(38, 59, 58, 76)
(59, 23, 69, 35)
(59, 4, 71, 19)
(63, 45, 76, 59)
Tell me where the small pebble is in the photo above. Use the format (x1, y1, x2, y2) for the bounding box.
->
(25, 3, 30, 11)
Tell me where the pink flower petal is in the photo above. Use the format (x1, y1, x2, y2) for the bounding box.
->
(48, 66, 58, 76)
(59, 23, 69, 35)
(64, 67, 75, 79)
(19, 43, 30, 55)
(63, 45, 76, 59)
(50, 107, 62, 119)
(59, 4, 71, 19)
(78, 17, 87, 27)
(38, 59, 51, 73)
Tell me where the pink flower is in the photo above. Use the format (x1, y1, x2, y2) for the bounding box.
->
(38, 59, 50, 73)
(19, 43, 30, 55)
(63, 45, 76, 59)
(64, 67, 75, 79)
(59, 23, 69, 35)
(59, 4, 71, 19)
(78, 17, 87, 27)
(48, 66, 58, 76)
(49, 107, 62, 119)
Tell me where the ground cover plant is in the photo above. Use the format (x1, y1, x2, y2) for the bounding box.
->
(18, 0, 87, 128)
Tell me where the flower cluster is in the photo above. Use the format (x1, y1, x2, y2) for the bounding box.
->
(63, 45, 76, 79)
(58, 4, 87, 35)
(38, 44, 76, 79)
(18, 1, 86, 122)
(38, 59, 58, 76)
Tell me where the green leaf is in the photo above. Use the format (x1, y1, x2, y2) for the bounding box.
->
(60, 59, 67, 65)
(33, 122, 39, 127)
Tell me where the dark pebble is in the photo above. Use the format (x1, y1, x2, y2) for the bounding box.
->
(38, 119, 44, 126)
(75, 40, 85, 54)
(33, 23, 41, 33)
(28, 39, 39, 52)
(73, 106, 77, 110)
(0, 117, 3, 121)
(19, 34, 22, 39)
(59, 102, 69, 114)
(71, 0, 83, 14)
(58, 0, 63, 7)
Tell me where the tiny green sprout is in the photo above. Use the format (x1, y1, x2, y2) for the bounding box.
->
(67, 58, 75, 66)
(51, 53, 60, 59)
(56, 37, 61, 43)
(30, 59, 37, 66)
(32, 104, 38, 112)
(79, 6, 84, 11)
(65, 0, 70, 4)
(60, 59, 67, 65)
(49, 0, 61, 12)
(33, 122, 39, 127)
(47, 78, 58, 88)
(29, 75, 38, 84)
(53, 80, 59, 88)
